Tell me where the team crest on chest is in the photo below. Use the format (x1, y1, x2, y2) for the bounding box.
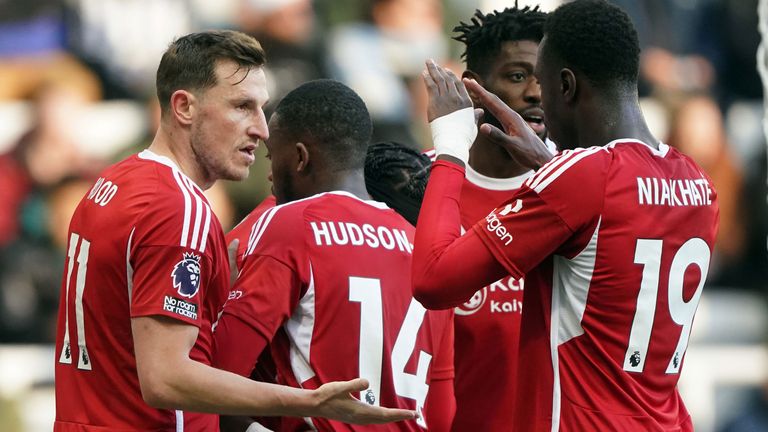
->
(172, 253, 201, 298)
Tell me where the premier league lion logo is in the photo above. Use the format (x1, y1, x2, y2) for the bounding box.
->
(171, 253, 201, 298)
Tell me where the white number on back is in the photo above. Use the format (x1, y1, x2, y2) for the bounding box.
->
(59, 233, 93, 370)
(624, 238, 710, 373)
(349, 277, 430, 427)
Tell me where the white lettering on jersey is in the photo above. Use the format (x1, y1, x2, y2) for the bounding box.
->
(87, 177, 119, 207)
(636, 177, 712, 207)
(485, 212, 513, 246)
(310, 221, 412, 253)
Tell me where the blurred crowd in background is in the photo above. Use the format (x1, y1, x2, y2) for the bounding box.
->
(0, 0, 765, 365)
(0, 0, 766, 430)
(0, 0, 765, 345)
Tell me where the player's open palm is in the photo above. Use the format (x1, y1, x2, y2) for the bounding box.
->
(310, 378, 417, 424)
(464, 78, 553, 169)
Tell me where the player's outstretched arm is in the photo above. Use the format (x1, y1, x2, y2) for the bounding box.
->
(464, 78, 553, 170)
(413, 60, 508, 309)
(132, 315, 417, 423)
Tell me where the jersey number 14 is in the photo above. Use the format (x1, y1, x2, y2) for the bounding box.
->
(349, 277, 430, 427)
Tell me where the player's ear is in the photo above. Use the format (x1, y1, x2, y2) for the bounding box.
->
(169, 90, 195, 126)
(561, 68, 577, 104)
(295, 142, 309, 173)
(462, 70, 484, 106)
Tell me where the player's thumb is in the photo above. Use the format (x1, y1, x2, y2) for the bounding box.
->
(343, 378, 370, 394)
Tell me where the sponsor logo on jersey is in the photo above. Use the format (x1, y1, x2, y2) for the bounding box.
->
(455, 287, 488, 316)
(484, 199, 522, 247)
(163, 296, 198, 320)
(455, 276, 524, 316)
(172, 253, 201, 298)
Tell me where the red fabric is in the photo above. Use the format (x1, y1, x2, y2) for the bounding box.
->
(227, 194, 277, 270)
(451, 167, 532, 431)
(411, 160, 508, 310)
(0, 154, 31, 246)
(54, 152, 226, 431)
(417, 142, 719, 431)
(414, 140, 718, 431)
(215, 192, 454, 431)
(423, 313, 456, 432)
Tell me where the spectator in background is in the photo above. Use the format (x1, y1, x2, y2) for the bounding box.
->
(235, 0, 327, 114)
(613, 0, 748, 283)
(0, 177, 93, 343)
(0, 79, 98, 249)
(328, 0, 447, 148)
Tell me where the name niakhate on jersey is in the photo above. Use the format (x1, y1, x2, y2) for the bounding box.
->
(637, 177, 713, 207)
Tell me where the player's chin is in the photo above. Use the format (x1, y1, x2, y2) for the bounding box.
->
(222, 165, 251, 181)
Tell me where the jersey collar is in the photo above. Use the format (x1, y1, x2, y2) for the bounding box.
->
(605, 139, 670, 157)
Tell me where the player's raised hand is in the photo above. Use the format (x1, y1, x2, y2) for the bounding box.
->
(463, 78, 553, 170)
(309, 378, 417, 424)
(422, 59, 478, 165)
(423, 59, 473, 122)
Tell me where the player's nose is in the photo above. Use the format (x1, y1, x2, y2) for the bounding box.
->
(247, 110, 269, 142)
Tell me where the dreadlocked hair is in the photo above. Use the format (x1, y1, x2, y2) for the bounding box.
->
(364, 142, 431, 226)
(365, 142, 430, 201)
(453, 2, 547, 77)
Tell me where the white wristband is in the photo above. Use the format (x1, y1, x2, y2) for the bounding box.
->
(429, 107, 477, 164)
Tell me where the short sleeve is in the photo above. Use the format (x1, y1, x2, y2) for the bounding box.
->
(129, 189, 217, 327)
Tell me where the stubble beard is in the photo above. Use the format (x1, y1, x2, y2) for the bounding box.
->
(190, 125, 245, 183)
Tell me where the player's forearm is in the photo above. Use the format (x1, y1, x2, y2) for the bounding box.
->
(423, 378, 455, 432)
(412, 160, 501, 308)
(412, 159, 464, 308)
(141, 356, 316, 416)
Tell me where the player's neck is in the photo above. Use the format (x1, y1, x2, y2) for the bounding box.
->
(303, 170, 370, 201)
(147, 126, 213, 190)
(577, 96, 659, 150)
(468, 135, 530, 179)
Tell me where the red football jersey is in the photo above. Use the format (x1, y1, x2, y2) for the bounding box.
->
(425, 149, 533, 431)
(54, 150, 228, 431)
(214, 191, 454, 431)
(472, 140, 719, 431)
(451, 165, 532, 431)
(228, 194, 277, 270)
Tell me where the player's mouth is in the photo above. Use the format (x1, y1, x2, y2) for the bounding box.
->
(239, 143, 257, 164)
(521, 108, 546, 136)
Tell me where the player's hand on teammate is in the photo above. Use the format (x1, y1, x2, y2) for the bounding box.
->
(309, 378, 418, 424)
(463, 78, 554, 170)
(422, 59, 480, 165)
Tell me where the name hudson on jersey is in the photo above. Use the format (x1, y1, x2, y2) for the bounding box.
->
(310, 221, 412, 253)
(637, 177, 713, 207)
